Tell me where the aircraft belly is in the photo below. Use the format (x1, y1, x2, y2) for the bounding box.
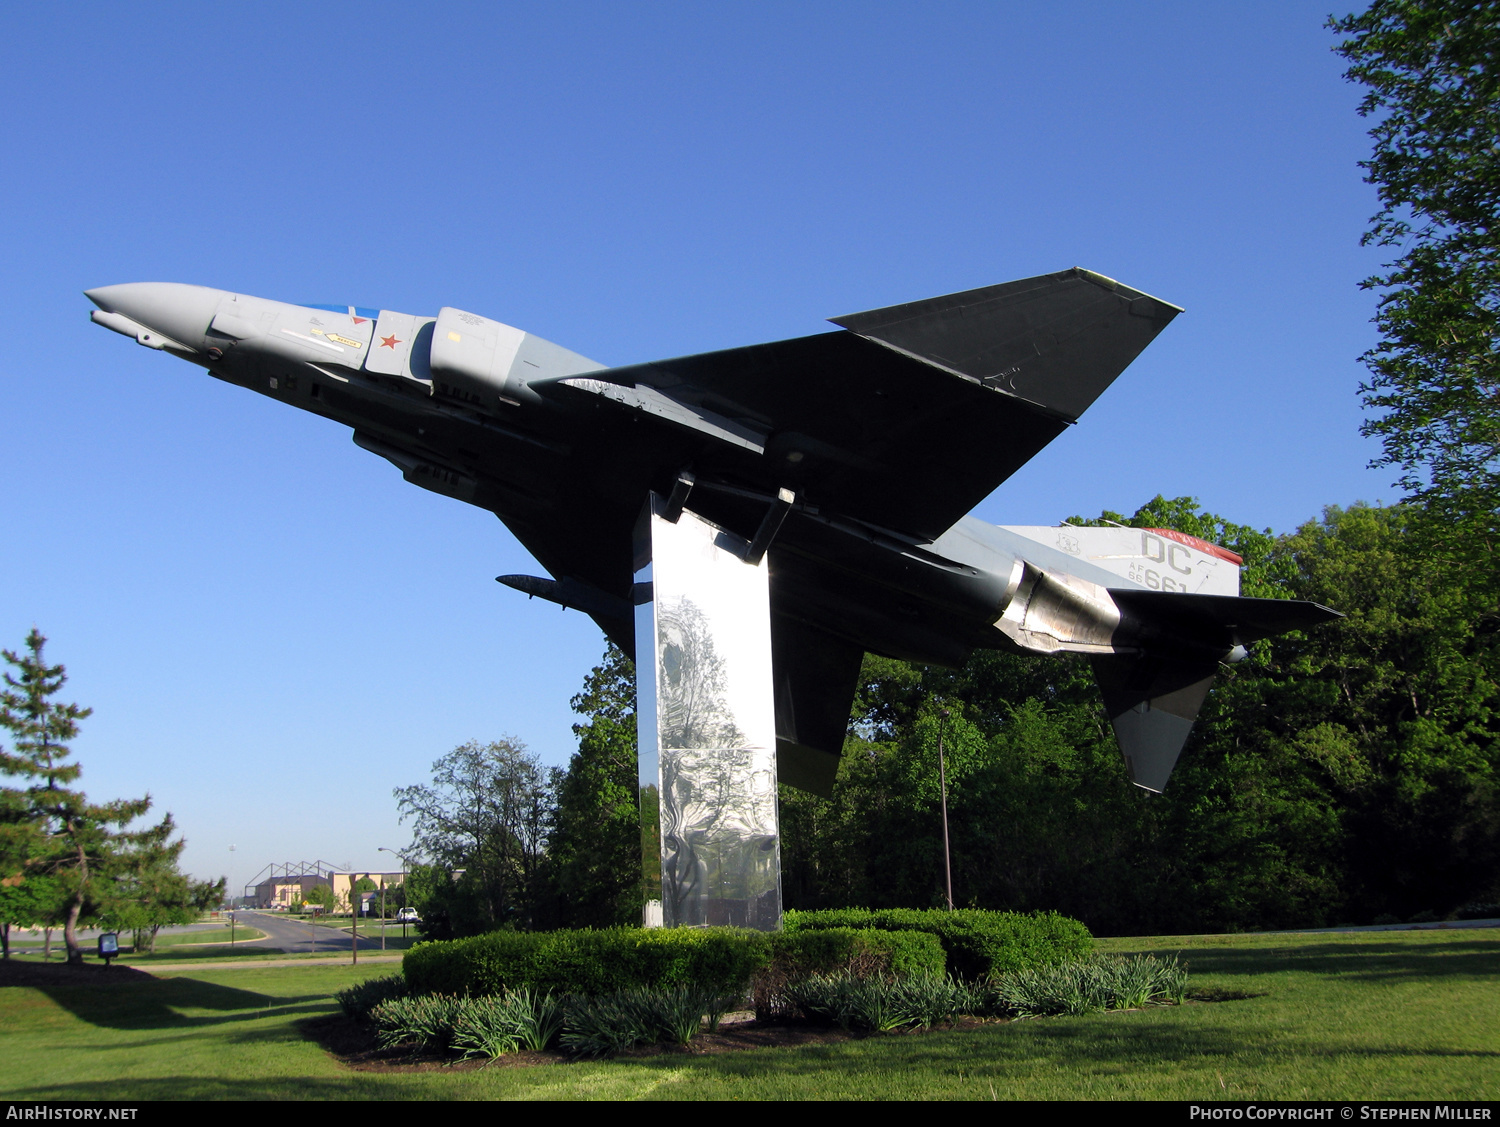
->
(767, 549, 993, 668)
(204, 330, 1047, 671)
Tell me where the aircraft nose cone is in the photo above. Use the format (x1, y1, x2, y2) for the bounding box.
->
(84, 282, 227, 348)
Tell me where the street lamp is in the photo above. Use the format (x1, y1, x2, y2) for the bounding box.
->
(350, 871, 359, 967)
(379, 847, 408, 942)
(228, 845, 236, 947)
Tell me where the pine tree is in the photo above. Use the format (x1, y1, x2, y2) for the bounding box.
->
(0, 630, 152, 963)
(101, 813, 224, 954)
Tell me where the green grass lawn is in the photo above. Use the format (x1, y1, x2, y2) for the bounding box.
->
(11, 929, 269, 960)
(6, 946, 405, 967)
(147, 926, 268, 947)
(344, 935, 422, 951)
(0, 928, 1493, 1101)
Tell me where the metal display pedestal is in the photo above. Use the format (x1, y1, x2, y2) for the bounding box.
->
(635, 494, 782, 930)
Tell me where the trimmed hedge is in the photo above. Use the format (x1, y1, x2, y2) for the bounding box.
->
(403, 926, 771, 998)
(766, 927, 944, 980)
(783, 908, 1093, 979)
(336, 972, 408, 1020)
(401, 910, 1084, 997)
(754, 926, 944, 1021)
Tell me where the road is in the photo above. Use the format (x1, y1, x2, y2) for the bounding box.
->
(232, 910, 403, 955)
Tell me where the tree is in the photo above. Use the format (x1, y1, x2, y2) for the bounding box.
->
(100, 815, 224, 953)
(781, 495, 1500, 933)
(0, 630, 159, 963)
(1252, 503, 1500, 918)
(403, 862, 459, 938)
(394, 739, 556, 934)
(0, 869, 64, 961)
(374, 878, 408, 917)
(303, 883, 335, 914)
(549, 645, 641, 928)
(347, 875, 378, 915)
(1331, 2, 1500, 560)
(0, 631, 82, 958)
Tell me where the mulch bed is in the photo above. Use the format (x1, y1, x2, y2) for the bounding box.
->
(301, 1012, 993, 1073)
(0, 958, 154, 988)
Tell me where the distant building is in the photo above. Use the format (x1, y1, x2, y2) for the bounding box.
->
(334, 870, 405, 913)
(247, 860, 404, 910)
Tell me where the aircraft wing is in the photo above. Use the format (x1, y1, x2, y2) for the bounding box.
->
(551, 268, 1181, 541)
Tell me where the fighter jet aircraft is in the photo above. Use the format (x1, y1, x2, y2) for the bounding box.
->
(85, 270, 1338, 796)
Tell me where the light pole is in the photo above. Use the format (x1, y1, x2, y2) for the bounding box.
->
(227, 845, 236, 946)
(350, 874, 358, 966)
(379, 847, 408, 942)
(937, 708, 954, 911)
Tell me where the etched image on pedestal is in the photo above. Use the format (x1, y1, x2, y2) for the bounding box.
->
(635, 495, 781, 930)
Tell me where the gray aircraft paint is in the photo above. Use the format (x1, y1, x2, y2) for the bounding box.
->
(365, 310, 437, 383)
(84, 271, 1341, 806)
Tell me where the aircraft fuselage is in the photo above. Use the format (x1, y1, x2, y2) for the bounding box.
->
(86, 277, 1338, 794)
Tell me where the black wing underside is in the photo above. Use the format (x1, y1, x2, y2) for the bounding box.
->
(400, 271, 1179, 791)
(481, 270, 1183, 792)
(544, 267, 1181, 546)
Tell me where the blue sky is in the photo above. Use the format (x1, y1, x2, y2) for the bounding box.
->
(0, 2, 1393, 887)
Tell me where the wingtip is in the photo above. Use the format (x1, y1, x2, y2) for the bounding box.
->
(1072, 267, 1185, 315)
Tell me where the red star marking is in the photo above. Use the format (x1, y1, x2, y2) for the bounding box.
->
(380, 334, 401, 349)
(352, 316, 368, 325)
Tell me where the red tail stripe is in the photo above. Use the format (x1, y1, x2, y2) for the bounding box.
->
(1145, 528, 1243, 566)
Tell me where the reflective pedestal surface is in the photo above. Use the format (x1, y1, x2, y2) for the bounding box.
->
(635, 495, 782, 930)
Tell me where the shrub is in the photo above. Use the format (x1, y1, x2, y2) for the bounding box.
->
(559, 990, 660, 1057)
(769, 927, 944, 978)
(784, 908, 1092, 978)
(403, 926, 771, 998)
(370, 987, 566, 1058)
(506, 987, 567, 1050)
(991, 954, 1186, 1018)
(753, 928, 945, 1020)
(558, 985, 736, 1057)
(451, 989, 568, 1057)
(787, 972, 978, 1031)
(450, 994, 526, 1059)
(370, 993, 470, 1052)
(336, 973, 409, 1021)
